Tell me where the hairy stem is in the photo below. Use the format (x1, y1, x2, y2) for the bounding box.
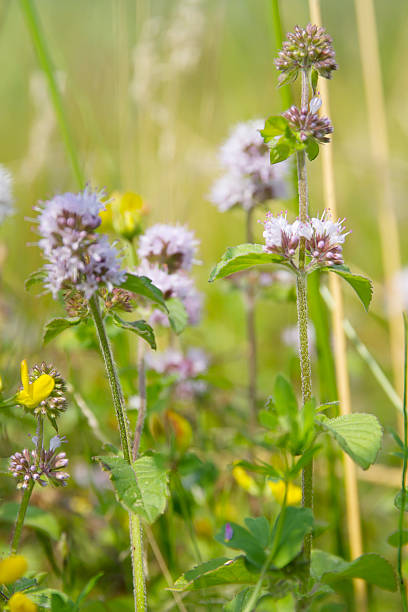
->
(245, 208, 258, 426)
(398, 315, 408, 611)
(296, 69, 314, 580)
(19, 0, 84, 189)
(89, 294, 146, 611)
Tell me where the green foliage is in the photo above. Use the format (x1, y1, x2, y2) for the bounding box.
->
(118, 272, 167, 311)
(25, 268, 47, 293)
(394, 489, 408, 512)
(95, 452, 169, 524)
(215, 521, 267, 567)
(317, 413, 382, 469)
(173, 556, 259, 591)
(261, 115, 320, 163)
(270, 507, 313, 569)
(43, 316, 82, 345)
(322, 266, 373, 311)
(166, 297, 188, 335)
(0, 502, 60, 540)
(311, 550, 397, 592)
(388, 530, 408, 547)
(111, 314, 156, 349)
(209, 244, 287, 282)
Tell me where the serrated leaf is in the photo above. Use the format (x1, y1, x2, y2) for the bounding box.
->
(0, 502, 60, 540)
(95, 453, 169, 524)
(261, 116, 290, 141)
(43, 317, 82, 345)
(324, 266, 373, 311)
(111, 314, 156, 349)
(173, 556, 259, 592)
(311, 550, 397, 592)
(318, 413, 382, 469)
(215, 522, 266, 567)
(271, 507, 313, 569)
(119, 273, 167, 311)
(166, 297, 188, 335)
(394, 489, 408, 512)
(209, 244, 287, 282)
(305, 138, 319, 161)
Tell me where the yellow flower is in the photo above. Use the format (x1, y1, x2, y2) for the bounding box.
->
(100, 191, 147, 240)
(16, 360, 55, 410)
(0, 555, 27, 584)
(8, 592, 37, 612)
(268, 480, 302, 505)
(232, 466, 257, 495)
(166, 410, 193, 453)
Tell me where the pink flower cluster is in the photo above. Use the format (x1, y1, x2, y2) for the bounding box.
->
(145, 348, 208, 399)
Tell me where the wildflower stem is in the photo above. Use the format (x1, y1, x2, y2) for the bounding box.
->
(296, 70, 313, 578)
(88, 294, 146, 612)
(397, 314, 408, 611)
(245, 208, 257, 426)
(132, 339, 146, 461)
(10, 482, 34, 554)
(19, 0, 85, 189)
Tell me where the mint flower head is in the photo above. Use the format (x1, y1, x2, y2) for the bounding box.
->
(35, 187, 126, 299)
(0, 164, 13, 223)
(275, 23, 338, 84)
(138, 223, 200, 273)
(9, 436, 69, 489)
(282, 105, 333, 144)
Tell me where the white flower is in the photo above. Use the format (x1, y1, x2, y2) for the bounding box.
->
(145, 346, 208, 398)
(263, 211, 300, 257)
(138, 223, 199, 272)
(0, 165, 13, 223)
(306, 210, 349, 266)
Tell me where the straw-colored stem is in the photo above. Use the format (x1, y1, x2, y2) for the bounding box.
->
(354, 0, 404, 423)
(308, 2, 367, 608)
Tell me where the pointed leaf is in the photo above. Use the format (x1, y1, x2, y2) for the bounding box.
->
(119, 273, 167, 311)
(325, 266, 373, 311)
(261, 116, 290, 141)
(317, 413, 382, 469)
(271, 506, 313, 569)
(166, 297, 188, 335)
(95, 453, 169, 524)
(112, 315, 156, 349)
(305, 138, 319, 161)
(215, 522, 266, 567)
(173, 556, 259, 592)
(209, 244, 287, 282)
(43, 317, 81, 345)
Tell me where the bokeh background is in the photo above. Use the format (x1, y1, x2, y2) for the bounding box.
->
(1, 0, 408, 609)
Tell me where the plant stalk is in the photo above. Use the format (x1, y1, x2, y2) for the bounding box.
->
(133, 338, 147, 461)
(245, 207, 258, 426)
(89, 294, 146, 611)
(398, 314, 408, 610)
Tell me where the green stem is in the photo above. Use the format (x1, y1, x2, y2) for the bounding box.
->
(88, 294, 146, 611)
(296, 69, 314, 582)
(269, 0, 292, 110)
(398, 314, 408, 611)
(19, 0, 84, 189)
(242, 482, 288, 612)
(245, 208, 257, 427)
(10, 482, 34, 554)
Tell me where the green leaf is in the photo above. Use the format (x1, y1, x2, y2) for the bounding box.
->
(244, 517, 270, 548)
(223, 587, 257, 611)
(43, 317, 82, 345)
(166, 297, 188, 335)
(271, 507, 314, 569)
(269, 139, 292, 164)
(25, 269, 47, 293)
(274, 376, 298, 417)
(235, 459, 281, 479)
(388, 530, 408, 547)
(76, 573, 103, 606)
(119, 273, 167, 311)
(324, 266, 373, 311)
(310, 68, 319, 94)
(173, 556, 259, 592)
(394, 490, 408, 512)
(215, 522, 266, 567)
(305, 138, 319, 161)
(311, 550, 397, 592)
(317, 413, 382, 470)
(0, 502, 60, 540)
(261, 116, 290, 141)
(209, 244, 287, 282)
(111, 314, 156, 349)
(94, 453, 169, 524)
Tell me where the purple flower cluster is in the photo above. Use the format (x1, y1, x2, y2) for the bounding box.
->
(36, 187, 125, 299)
(283, 105, 333, 144)
(263, 210, 349, 268)
(146, 347, 208, 398)
(136, 223, 203, 327)
(209, 119, 289, 212)
(9, 436, 69, 489)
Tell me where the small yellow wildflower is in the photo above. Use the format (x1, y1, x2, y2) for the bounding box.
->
(268, 480, 302, 505)
(100, 191, 147, 240)
(166, 410, 193, 452)
(16, 360, 55, 410)
(8, 592, 37, 612)
(232, 466, 257, 495)
(0, 555, 27, 584)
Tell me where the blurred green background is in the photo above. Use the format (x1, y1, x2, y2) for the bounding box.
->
(1, 0, 408, 609)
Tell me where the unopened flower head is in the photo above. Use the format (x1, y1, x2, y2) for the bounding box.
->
(283, 105, 333, 143)
(0, 555, 28, 584)
(138, 223, 199, 272)
(263, 211, 303, 259)
(275, 23, 337, 83)
(209, 119, 289, 212)
(0, 164, 13, 223)
(103, 287, 135, 313)
(9, 436, 69, 489)
(16, 359, 55, 411)
(36, 187, 125, 299)
(306, 210, 349, 266)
